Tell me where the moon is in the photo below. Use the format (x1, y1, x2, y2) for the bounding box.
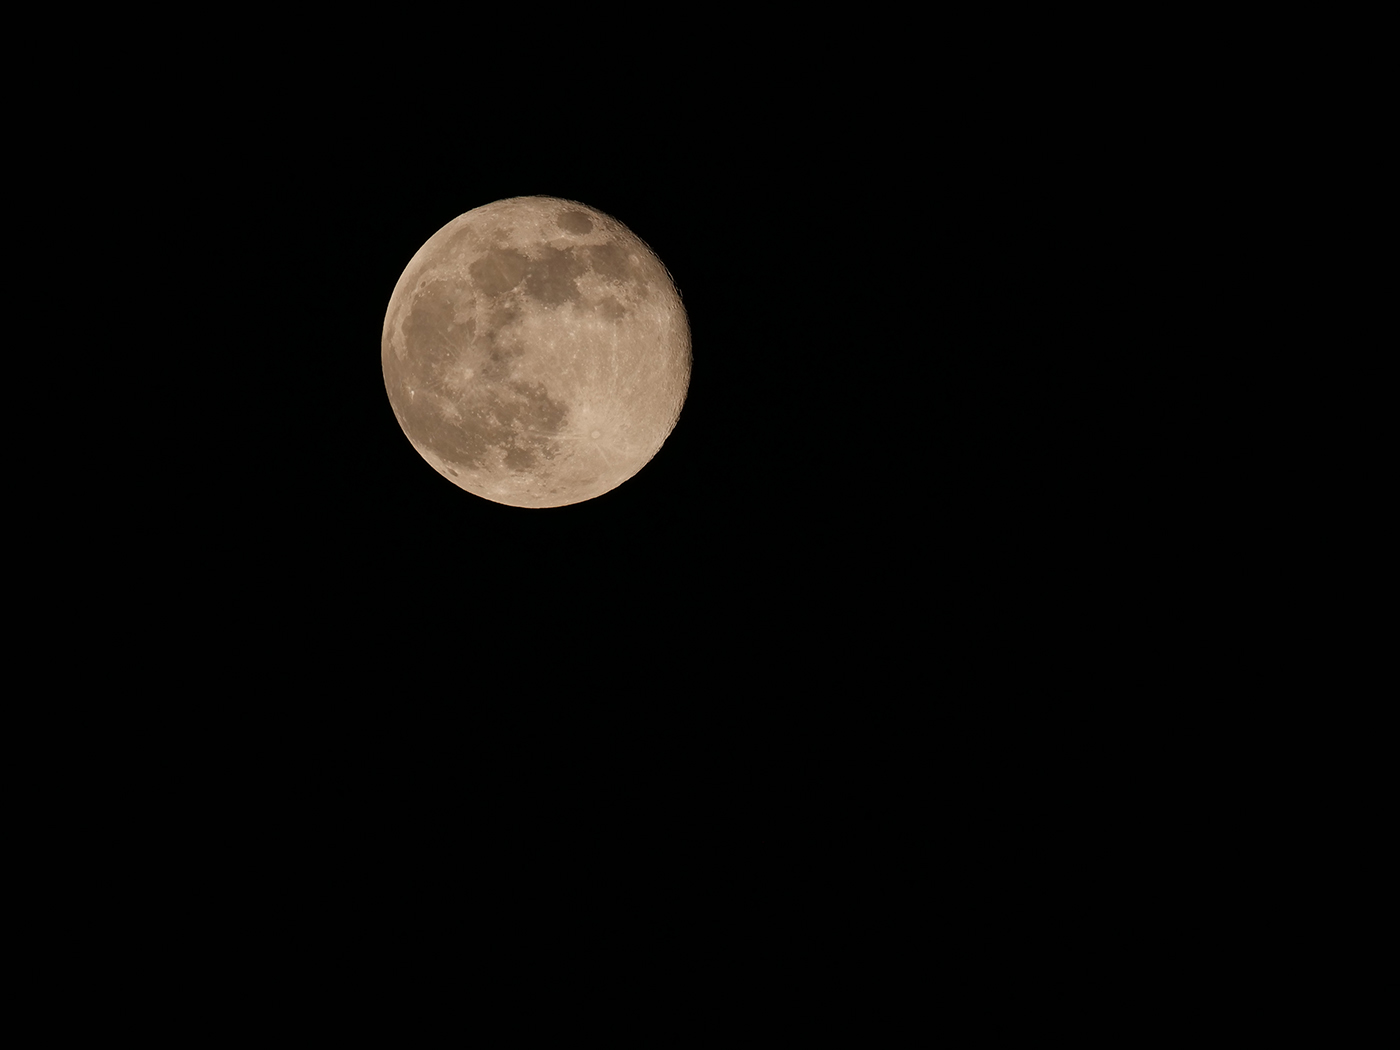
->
(381, 196, 691, 508)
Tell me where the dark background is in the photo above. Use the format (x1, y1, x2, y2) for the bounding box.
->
(24, 27, 1263, 1013)
(113, 76, 1090, 952)
(89, 26, 1189, 736)
(197, 84, 1059, 702)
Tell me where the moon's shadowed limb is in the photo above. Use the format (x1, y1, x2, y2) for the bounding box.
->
(382, 197, 691, 508)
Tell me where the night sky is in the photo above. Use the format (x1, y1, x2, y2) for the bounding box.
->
(240, 116, 904, 647)
(37, 30, 1196, 1001)
(185, 69, 1079, 709)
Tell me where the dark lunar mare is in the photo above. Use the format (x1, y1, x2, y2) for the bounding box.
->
(387, 276, 571, 471)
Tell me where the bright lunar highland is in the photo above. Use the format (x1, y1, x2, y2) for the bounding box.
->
(382, 196, 691, 507)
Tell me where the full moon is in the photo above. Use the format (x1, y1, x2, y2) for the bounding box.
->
(382, 196, 691, 507)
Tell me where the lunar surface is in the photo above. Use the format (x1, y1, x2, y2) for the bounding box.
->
(382, 197, 691, 507)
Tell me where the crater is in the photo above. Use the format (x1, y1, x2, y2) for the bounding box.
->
(558, 210, 594, 235)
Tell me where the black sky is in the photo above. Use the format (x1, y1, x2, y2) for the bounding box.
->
(171, 54, 1095, 711)
(31, 27, 1214, 982)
